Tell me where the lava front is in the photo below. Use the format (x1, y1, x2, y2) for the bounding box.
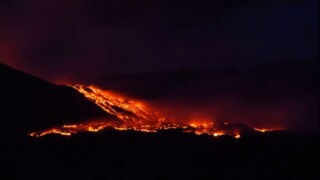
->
(29, 84, 276, 138)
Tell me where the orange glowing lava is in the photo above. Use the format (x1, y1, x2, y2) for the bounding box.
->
(253, 128, 278, 133)
(29, 84, 277, 138)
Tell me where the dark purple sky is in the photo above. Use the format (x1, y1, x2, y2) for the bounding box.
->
(0, 0, 318, 83)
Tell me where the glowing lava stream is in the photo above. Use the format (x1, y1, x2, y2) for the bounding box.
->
(29, 84, 275, 138)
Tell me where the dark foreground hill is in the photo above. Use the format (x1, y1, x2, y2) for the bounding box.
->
(1, 129, 319, 180)
(0, 63, 113, 135)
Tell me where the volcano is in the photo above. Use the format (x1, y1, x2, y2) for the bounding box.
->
(0, 62, 319, 179)
(1, 63, 272, 138)
(28, 84, 278, 138)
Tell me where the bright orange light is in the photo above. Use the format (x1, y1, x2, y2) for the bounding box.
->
(253, 128, 276, 133)
(189, 123, 199, 128)
(213, 132, 225, 137)
(29, 84, 278, 139)
(234, 134, 241, 139)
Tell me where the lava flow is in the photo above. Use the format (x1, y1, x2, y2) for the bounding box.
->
(29, 84, 276, 138)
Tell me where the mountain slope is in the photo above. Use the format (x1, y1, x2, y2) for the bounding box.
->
(0, 63, 113, 136)
(93, 59, 319, 100)
(92, 59, 319, 133)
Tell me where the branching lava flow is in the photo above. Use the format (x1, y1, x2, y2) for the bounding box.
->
(29, 84, 277, 138)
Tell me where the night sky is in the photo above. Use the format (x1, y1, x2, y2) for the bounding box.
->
(0, 0, 318, 83)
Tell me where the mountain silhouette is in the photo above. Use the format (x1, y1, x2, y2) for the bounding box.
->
(93, 59, 318, 100)
(0, 63, 113, 136)
(0, 61, 318, 179)
(92, 59, 319, 133)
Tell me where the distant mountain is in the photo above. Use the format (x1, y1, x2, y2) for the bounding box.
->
(91, 59, 319, 133)
(0, 63, 113, 136)
(92, 59, 319, 100)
